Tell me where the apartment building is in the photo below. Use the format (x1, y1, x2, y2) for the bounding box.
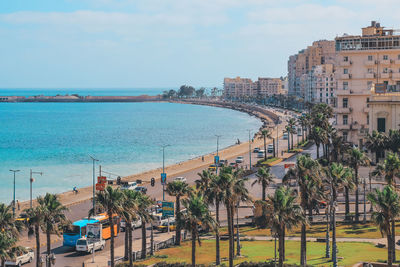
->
(288, 40, 336, 98)
(335, 21, 400, 146)
(305, 64, 336, 105)
(258, 78, 285, 98)
(223, 77, 286, 99)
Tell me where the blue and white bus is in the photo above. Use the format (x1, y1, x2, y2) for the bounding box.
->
(63, 218, 100, 247)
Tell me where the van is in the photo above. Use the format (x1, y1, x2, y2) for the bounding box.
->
(267, 144, 274, 153)
(151, 213, 168, 228)
(257, 151, 265, 158)
(121, 181, 137, 190)
(283, 133, 288, 140)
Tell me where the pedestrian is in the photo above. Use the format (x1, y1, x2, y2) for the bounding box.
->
(201, 156, 204, 162)
(17, 200, 20, 211)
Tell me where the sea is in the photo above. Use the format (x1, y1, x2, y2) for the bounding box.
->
(0, 89, 262, 203)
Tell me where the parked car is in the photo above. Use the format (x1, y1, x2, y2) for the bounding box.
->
(267, 144, 274, 153)
(257, 151, 265, 158)
(5, 247, 34, 266)
(283, 133, 288, 140)
(235, 156, 244, 163)
(151, 212, 169, 228)
(229, 162, 238, 168)
(173, 177, 187, 183)
(135, 186, 147, 194)
(120, 218, 142, 232)
(15, 213, 29, 223)
(157, 220, 176, 232)
(208, 164, 217, 171)
(297, 128, 302, 136)
(253, 147, 260, 153)
(120, 181, 137, 190)
(218, 159, 227, 167)
(76, 237, 105, 254)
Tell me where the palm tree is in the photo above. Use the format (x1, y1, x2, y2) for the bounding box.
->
(366, 130, 388, 164)
(195, 170, 214, 192)
(264, 186, 305, 266)
(252, 167, 275, 201)
(346, 148, 370, 223)
(0, 232, 16, 267)
(297, 115, 308, 143)
(25, 206, 44, 267)
(283, 154, 322, 266)
(324, 163, 353, 266)
(166, 180, 192, 246)
(181, 192, 215, 267)
(309, 127, 327, 159)
(37, 193, 69, 267)
(121, 190, 140, 266)
(136, 193, 154, 259)
(284, 125, 291, 152)
(89, 186, 123, 267)
(259, 129, 272, 160)
(287, 118, 297, 150)
(0, 203, 22, 239)
(388, 129, 400, 153)
(368, 186, 400, 267)
(330, 131, 346, 163)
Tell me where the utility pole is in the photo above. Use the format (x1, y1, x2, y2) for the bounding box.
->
(236, 201, 241, 256)
(30, 169, 42, 208)
(247, 130, 251, 170)
(9, 169, 20, 217)
(215, 135, 221, 175)
(89, 155, 99, 216)
(161, 145, 170, 201)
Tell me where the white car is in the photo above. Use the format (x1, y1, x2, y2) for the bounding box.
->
(235, 156, 244, 163)
(5, 247, 34, 266)
(173, 177, 187, 183)
(283, 133, 288, 140)
(257, 151, 265, 158)
(120, 218, 142, 232)
(121, 181, 137, 190)
(267, 144, 274, 153)
(75, 237, 105, 254)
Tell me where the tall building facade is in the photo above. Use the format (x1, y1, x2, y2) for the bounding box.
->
(288, 40, 336, 99)
(335, 21, 400, 146)
(305, 64, 336, 105)
(223, 77, 286, 98)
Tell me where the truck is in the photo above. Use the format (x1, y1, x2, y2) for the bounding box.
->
(120, 218, 142, 232)
(5, 248, 34, 266)
(75, 237, 106, 254)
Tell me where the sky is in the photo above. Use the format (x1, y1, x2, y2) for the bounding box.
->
(1, 0, 400, 88)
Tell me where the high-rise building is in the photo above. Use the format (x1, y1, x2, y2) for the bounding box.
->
(335, 21, 400, 146)
(223, 77, 286, 99)
(305, 64, 336, 105)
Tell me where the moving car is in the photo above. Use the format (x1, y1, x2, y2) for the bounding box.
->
(120, 218, 142, 232)
(157, 220, 176, 232)
(253, 147, 260, 153)
(229, 162, 237, 168)
(76, 237, 105, 254)
(120, 181, 137, 190)
(5, 247, 34, 266)
(135, 186, 147, 194)
(267, 144, 274, 153)
(283, 133, 288, 140)
(173, 177, 187, 183)
(257, 151, 265, 158)
(208, 164, 217, 171)
(235, 156, 244, 163)
(218, 159, 227, 167)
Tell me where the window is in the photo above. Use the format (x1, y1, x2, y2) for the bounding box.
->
(344, 69, 348, 74)
(383, 68, 388, 73)
(368, 68, 373, 73)
(343, 81, 348, 90)
(368, 55, 373, 61)
(383, 55, 389, 60)
(343, 132, 348, 142)
(377, 118, 386, 132)
(367, 81, 373, 88)
(343, 115, 348, 125)
(343, 98, 348, 108)
(344, 56, 349, 62)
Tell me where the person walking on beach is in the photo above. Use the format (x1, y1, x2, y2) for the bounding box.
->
(17, 200, 20, 211)
(201, 156, 204, 162)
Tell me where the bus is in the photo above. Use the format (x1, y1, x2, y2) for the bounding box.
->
(97, 212, 120, 240)
(63, 217, 100, 247)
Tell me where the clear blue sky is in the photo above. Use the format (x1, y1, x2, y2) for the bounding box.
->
(0, 0, 398, 88)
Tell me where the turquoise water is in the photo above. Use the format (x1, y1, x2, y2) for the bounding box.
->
(0, 102, 262, 203)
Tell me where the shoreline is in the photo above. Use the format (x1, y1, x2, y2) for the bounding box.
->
(16, 100, 283, 212)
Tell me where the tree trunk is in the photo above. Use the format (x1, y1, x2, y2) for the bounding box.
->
(316, 144, 320, 159)
(355, 170, 359, 223)
(279, 227, 284, 266)
(345, 187, 350, 221)
(388, 230, 393, 267)
(291, 133, 294, 150)
(35, 224, 40, 267)
(128, 224, 133, 267)
(124, 223, 129, 260)
(141, 222, 146, 259)
(227, 202, 233, 267)
(325, 208, 330, 258)
(300, 223, 306, 266)
(273, 138, 276, 158)
(332, 205, 337, 267)
(176, 196, 181, 246)
(264, 136, 267, 161)
(46, 227, 51, 267)
(262, 182, 266, 201)
(215, 200, 221, 265)
(283, 226, 286, 261)
(231, 203, 235, 255)
(191, 227, 196, 267)
(109, 211, 115, 267)
(287, 137, 290, 153)
(392, 218, 396, 263)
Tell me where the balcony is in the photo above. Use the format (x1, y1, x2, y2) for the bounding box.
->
(381, 72, 392, 79)
(380, 59, 392, 65)
(365, 73, 376, 79)
(335, 124, 351, 130)
(363, 107, 370, 113)
(395, 60, 400, 65)
(364, 60, 377, 66)
(341, 73, 352, 80)
(335, 107, 352, 114)
(336, 89, 351, 95)
(340, 61, 352, 67)
(393, 72, 400, 79)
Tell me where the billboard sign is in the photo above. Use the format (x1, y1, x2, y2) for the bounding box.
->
(87, 223, 102, 242)
(161, 173, 167, 184)
(375, 83, 387, 94)
(214, 155, 220, 164)
(97, 176, 107, 184)
(162, 201, 174, 217)
(95, 183, 105, 191)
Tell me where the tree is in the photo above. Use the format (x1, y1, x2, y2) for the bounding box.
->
(284, 125, 291, 153)
(324, 163, 353, 266)
(297, 115, 308, 143)
(195, 88, 205, 98)
(178, 85, 195, 98)
(252, 167, 275, 201)
(0, 203, 22, 239)
(287, 118, 297, 150)
(368, 186, 400, 267)
(283, 154, 322, 266)
(166, 180, 193, 246)
(0, 232, 16, 267)
(181, 192, 215, 267)
(25, 206, 44, 267)
(259, 129, 272, 160)
(330, 131, 346, 163)
(388, 129, 400, 153)
(136, 193, 154, 259)
(38, 193, 69, 267)
(346, 149, 370, 223)
(89, 186, 123, 267)
(366, 130, 388, 164)
(121, 190, 140, 266)
(309, 127, 327, 159)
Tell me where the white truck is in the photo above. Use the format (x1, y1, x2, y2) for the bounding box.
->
(75, 237, 105, 254)
(5, 248, 34, 266)
(120, 218, 142, 232)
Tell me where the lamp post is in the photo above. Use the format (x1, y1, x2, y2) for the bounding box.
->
(9, 169, 20, 217)
(215, 135, 221, 175)
(161, 145, 170, 201)
(89, 155, 99, 216)
(30, 169, 43, 208)
(247, 130, 251, 170)
(276, 122, 279, 157)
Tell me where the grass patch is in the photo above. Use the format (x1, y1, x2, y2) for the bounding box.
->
(258, 157, 281, 167)
(136, 239, 387, 266)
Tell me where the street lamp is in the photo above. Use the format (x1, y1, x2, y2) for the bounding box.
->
(89, 155, 99, 216)
(9, 169, 20, 217)
(247, 130, 252, 169)
(30, 169, 43, 208)
(161, 145, 170, 201)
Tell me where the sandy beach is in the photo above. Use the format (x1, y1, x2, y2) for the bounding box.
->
(17, 100, 287, 212)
